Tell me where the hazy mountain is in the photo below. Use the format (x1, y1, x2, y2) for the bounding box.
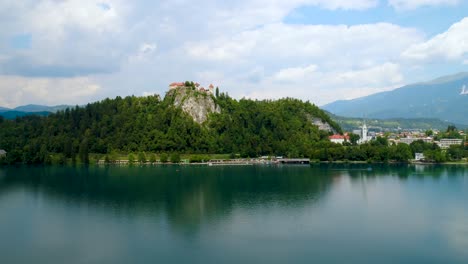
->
(0, 111, 50, 119)
(323, 72, 468, 125)
(13, 104, 72, 113)
(0, 104, 72, 119)
(0, 107, 11, 112)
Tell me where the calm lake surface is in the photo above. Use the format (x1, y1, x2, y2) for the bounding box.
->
(0, 164, 467, 264)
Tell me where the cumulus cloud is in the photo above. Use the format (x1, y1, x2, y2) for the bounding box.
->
(403, 17, 468, 62)
(0, 0, 463, 107)
(388, 0, 460, 10)
(0, 76, 101, 108)
(0, 0, 129, 77)
(274, 65, 318, 82)
(184, 22, 421, 105)
(239, 63, 404, 104)
(129, 43, 157, 62)
(187, 23, 422, 66)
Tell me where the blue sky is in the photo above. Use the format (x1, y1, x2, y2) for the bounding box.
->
(0, 0, 467, 107)
(285, 2, 468, 36)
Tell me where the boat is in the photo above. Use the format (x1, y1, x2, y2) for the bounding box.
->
(460, 85, 468, 95)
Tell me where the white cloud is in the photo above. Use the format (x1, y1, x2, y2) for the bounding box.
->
(388, 0, 460, 10)
(274, 64, 318, 82)
(142, 91, 157, 97)
(310, 0, 378, 10)
(0, 76, 100, 108)
(187, 23, 422, 66)
(0, 0, 130, 77)
(233, 62, 404, 105)
(0, 0, 463, 108)
(129, 43, 157, 62)
(403, 17, 468, 62)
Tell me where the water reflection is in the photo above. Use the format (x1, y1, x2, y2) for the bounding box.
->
(0, 165, 337, 234)
(0, 164, 467, 264)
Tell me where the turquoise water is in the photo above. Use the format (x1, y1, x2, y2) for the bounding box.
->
(0, 164, 467, 263)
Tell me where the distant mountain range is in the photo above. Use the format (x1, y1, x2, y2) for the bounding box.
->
(0, 104, 72, 119)
(323, 72, 468, 125)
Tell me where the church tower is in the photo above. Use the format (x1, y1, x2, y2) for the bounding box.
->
(361, 122, 368, 143)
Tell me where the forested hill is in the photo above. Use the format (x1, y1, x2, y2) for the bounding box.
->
(0, 90, 340, 164)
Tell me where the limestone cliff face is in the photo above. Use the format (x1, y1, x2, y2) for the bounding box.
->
(312, 118, 334, 132)
(305, 114, 335, 133)
(166, 87, 221, 124)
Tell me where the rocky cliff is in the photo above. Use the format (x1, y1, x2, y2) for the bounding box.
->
(166, 87, 221, 124)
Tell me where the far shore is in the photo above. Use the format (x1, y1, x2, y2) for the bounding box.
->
(92, 159, 467, 166)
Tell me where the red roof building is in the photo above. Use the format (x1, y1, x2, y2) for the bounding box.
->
(329, 134, 350, 144)
(169, 82, 185, 89)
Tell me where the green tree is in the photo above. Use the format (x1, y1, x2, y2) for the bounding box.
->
(138, 152, 147, 163)
(215, 87, 219, 97)
(393, 143, 412, 162)
(170, 153, 181, 163)
(447, 145, 464, 161)
(148, 153, 156, 163)
(349, 133, 360, 145)
(424, 149, 447, 163)
(79, 139, 89, 164)
(128, 153, 135, 164)
(160, 153, 168, 163)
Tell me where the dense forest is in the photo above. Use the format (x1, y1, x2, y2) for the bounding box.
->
(0, 92, 341, 164)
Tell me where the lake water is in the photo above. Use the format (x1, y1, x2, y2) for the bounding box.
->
(0, 164, 467, 264)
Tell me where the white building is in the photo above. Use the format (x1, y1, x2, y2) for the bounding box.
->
(329, 134, 350, 144)
(357, 122, 369, 144)
(400, 137, 433, 145)
(415, 153, 425, 161)
(438, 138, 463, 149)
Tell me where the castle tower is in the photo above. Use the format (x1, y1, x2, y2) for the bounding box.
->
(208, 84, 214, 94)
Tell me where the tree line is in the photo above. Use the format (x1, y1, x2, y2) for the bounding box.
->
(0, 92, 465, 165)
(0, 93, 340, 164)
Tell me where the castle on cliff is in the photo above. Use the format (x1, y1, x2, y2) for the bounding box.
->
(169, 82, 215, 95)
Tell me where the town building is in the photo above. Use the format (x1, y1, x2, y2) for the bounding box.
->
(438, 138, 463, 149)
(357, 122, 370, 144)
(415, 153, 425, 161)
(352, 129, 361, 136)
(329, 134, 350, 144)
(400, 137, 433, 145)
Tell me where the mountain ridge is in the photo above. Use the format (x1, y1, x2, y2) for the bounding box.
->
(323, 72, 468, 125)
(0, 104, 73, 119)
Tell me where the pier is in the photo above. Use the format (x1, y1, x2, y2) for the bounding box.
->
(277, 158, 310, 164)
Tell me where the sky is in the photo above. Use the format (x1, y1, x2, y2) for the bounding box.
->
(0, 0, 467, 108)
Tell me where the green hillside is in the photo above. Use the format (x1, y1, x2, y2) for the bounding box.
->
(0, 92, 340, 164)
